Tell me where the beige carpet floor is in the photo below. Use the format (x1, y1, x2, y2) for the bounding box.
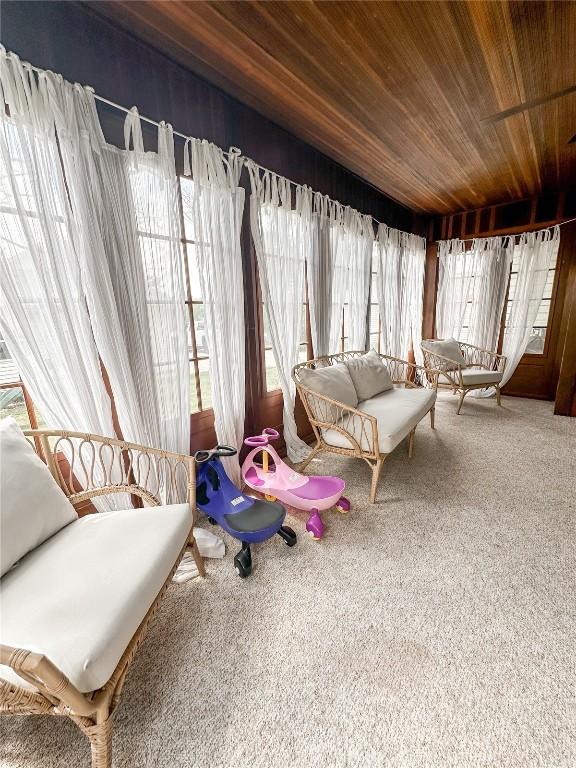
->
(1, 394, 575, 768)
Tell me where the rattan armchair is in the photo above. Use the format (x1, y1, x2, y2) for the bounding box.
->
(421, 340, 507, 414)
(293, 351, 439, 503)
(0, 429, 204, 768)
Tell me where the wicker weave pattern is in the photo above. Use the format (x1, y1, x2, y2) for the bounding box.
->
(421, 340, 507, 414)
(293, 352, 439, 503)
(1, 429, 204, 768)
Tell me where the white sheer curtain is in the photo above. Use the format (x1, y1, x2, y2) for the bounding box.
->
(346, 211, 373, 351)
(436, 239, 476, 341)
(468, 237, 514, 352)
(0, 52, 121, 508)
(181, 139, 245, 483)
(307, 195, 349, 356)
(499, 227, 560, 388)
(436, 236, 513, 354)
(375, 225, 426, 363)
(50, 79, 190, 473)
(246, 161, 314, 462)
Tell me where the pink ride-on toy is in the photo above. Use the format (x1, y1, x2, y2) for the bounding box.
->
(241, 428, 350, 540)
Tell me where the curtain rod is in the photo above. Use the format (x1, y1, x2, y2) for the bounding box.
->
(436, 216, 576, 245)
(12, 50, 419, 239)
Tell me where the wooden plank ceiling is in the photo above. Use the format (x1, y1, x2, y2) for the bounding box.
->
(89, 0, 576, 214)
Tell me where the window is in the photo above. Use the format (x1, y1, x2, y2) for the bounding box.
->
(179, 177, 212, 413)
(505, 244, 558, 355)
(264, 301, 309, 392)
(0, 335, 41, 430)
(369, 243, 382, 352)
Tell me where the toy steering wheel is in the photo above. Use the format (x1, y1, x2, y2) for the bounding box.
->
(214, 444, 237, 457)
(194, 445, 237, 464)
(244, 428, 280, 447)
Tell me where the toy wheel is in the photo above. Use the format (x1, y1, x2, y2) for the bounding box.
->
(234, 544, 252, 578)
(265, 494, 277, 502)
(277, 526, 297, 547)
(335, 496, 351, 514)
(207, 516, 217, 525)
(306, 511, 324, 541)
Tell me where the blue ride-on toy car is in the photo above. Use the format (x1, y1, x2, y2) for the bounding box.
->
(194, 445, 297, 577)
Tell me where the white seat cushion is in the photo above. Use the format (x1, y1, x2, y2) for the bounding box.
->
(322, 386, 436, 455)
(0, 417, 77, 576)
(440, 369, 503, 387)
(0, 503, 192, 693)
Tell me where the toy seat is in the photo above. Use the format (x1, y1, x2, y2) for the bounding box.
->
(241, 429, 349, 540)
(194, 445, 296, 577)
(224, 499, 285, 533)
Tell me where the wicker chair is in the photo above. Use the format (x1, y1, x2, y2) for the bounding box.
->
(421, 340, 507, 414)
(0, 429, 204, 768)
(293, 351, 439, 503)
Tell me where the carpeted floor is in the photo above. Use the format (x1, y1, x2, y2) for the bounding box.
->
(1, 394, 575, 768)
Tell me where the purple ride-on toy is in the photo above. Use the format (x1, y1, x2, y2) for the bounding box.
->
(241, 428, 350, 540)
(194, 445, 297, 577)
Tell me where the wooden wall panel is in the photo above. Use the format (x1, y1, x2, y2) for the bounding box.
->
(554, 222, 576, 416)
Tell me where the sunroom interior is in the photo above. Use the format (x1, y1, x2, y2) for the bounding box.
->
(0, 2, 575, 768)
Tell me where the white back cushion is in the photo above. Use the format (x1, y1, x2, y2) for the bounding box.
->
(345, 350, 394, 401)
(422, 338, 466, 370)
(299, 363, 358, 408)
(0, 418, 77, 576)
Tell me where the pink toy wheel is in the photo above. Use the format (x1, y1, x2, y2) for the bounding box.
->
(306, 510, 324, 540)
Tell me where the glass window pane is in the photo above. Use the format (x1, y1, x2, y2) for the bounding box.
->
(369, 304, 379, 336)
(300, 303, 308, 346)
(263, 306, 273, 349)
(193, 303, 209, 356)
(343, 304, 350, 343)
(190, 362, 199, 414)
(265, 348, 279, 392)
(0, 386, 31, 429)
(186, 244, 203, 301)
(199, 357, 212, 411)
(370, 272, 378, 301)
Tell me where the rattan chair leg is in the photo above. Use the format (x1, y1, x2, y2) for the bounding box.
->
(496, 384, 502, 406)
(408, 429, 415, 458)
(298, 443, 321, 473)
(456, 390, 466, 415)
(188, 536, 206, 577)
(369, 458, 384, 504)
(85, 717, 112, 768)
(430, 407, 435, 429)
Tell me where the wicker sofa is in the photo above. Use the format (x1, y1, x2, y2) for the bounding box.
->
(293, 351, 439, 503)
(421, 338, 507, 414)
(0, 420, 204, 768)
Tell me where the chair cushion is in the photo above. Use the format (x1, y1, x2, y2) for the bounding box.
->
(440, 369, 503, 387)
(322, 386, 436, 455)
(0, 503, 192, 693)
(422, 338, 466, 370)
(299, 363, 358, 420)
(344, 349, 393, 400)
(0, 417, 77, 577)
